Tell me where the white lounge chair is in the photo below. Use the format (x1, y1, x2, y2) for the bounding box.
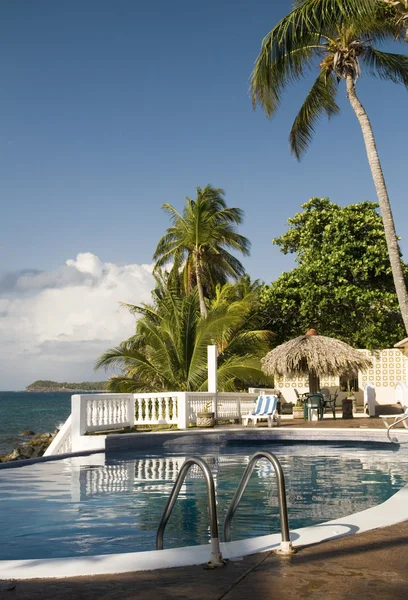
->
(379, 406, 408, 429)
(242, 395, 280, 427)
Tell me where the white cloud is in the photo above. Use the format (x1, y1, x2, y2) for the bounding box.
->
(0, 253, 155, 389)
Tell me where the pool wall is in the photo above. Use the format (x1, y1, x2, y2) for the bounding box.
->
(105, 427, 408, 454)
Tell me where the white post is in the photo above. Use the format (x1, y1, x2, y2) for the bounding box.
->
(128, 397, 136, 428)
(208, 345, 218, 393)
(208, 345, 218, 420)
(177, 392, 188, 429)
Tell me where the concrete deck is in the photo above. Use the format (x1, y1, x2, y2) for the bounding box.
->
(2, 520, 408, 599)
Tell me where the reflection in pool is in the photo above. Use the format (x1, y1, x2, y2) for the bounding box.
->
(0, 442, 407, 560)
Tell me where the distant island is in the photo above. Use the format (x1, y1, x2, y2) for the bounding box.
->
(26, 380, 107, 392)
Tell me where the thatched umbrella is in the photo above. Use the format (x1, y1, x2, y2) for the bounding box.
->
(261, 329, 372, 394)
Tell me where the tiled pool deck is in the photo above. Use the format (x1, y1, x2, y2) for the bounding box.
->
(1, 416, 408, 599)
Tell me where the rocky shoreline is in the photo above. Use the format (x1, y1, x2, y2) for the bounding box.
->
(0, 430, 58, 463)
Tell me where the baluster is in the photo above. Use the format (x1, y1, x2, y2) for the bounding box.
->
(99, 399, 105, 426)
(136, 398, 142, 423)
(115, 399, 121, 423)
(94, 400, 100, 426)
(86, 400, 92, 427)
(171, 396, 178, 423)
(152, 397, 158, 422)
(164, 397, 170, 422)
(160, 397, 165, 421)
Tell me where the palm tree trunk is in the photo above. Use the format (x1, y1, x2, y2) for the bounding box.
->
(194, 250, 208, 317)
(346, 74, 408, 334)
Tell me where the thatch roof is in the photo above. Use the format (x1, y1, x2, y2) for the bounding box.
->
(261, 334, 372, 378)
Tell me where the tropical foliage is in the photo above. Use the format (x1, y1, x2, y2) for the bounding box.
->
(95, 275, 273, 393)
(153, 185, 250, 316)
(260, 198, 407, 348)
(250, 0, 408, 333)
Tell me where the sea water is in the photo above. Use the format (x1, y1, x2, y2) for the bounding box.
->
(0, 391, 71, 455)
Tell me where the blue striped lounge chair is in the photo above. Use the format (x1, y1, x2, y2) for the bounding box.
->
(242, 395, 280, 427)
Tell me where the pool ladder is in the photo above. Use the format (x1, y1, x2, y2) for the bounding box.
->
(156, 451, 294, 567)
(387, 412, 408, 444)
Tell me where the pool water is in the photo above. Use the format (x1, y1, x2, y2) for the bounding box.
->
(1, 442, 407, 560)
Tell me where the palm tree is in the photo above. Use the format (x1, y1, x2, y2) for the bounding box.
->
(94, 280, 273, 393)
(250, 0, 408, 333)
(153, 185, 250, 317)
(384, 1, 408, 39)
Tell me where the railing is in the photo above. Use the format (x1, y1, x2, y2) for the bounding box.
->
(134, 392, 179, 425)
(216, 393, 257, 421)
(85, 394, 134, 433)
(187, 392, 218, 421)
(43, 415, 72, 456)
(386, 412, 408, 444)
(156, 456, 225, 568)
(223, 450, 294, 554)
(46, 391, 260, 455)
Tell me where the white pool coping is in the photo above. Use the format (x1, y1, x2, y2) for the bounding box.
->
(1, 429, 408, 580)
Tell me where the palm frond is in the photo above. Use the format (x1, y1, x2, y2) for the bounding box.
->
(361, 47, 408, 86)
(290, 69, 339, 159)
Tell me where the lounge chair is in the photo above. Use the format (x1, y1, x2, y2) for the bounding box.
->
(379, 406, 408, 429)
(242, 395, 280, 427)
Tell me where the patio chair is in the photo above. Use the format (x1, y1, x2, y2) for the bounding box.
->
(305, 393, 324, 421)
(321, 387, 338, 419)
(242, 395, 280, 427)
(379, 406, 408, 430)
(294, 388, 309, 402)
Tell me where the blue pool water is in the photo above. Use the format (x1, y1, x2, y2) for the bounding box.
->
(0, 442, 408, 560)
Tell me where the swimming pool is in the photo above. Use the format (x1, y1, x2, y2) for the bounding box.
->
(1, 441, 408, 561)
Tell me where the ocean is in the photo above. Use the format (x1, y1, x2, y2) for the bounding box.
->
(0, 391, 72, 456)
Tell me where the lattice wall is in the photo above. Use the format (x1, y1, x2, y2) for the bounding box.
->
(359, 349, 406, 388)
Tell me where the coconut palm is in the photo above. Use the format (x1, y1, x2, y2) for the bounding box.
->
(251, 0, 408, 333)
(384, 1, 408, 39)
(94, 280, 273, 393)
(153, 185, 250, 317)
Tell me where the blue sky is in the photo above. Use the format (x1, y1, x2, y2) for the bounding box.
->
(0, 0, 407, 388)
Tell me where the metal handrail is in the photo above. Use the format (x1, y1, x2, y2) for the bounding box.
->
(386, 412, 408, 444)
(156, 456, 224, 567)
(223, 450, 294, 554)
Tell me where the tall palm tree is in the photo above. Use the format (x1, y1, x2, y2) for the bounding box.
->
(94, 281, 273, 393)
(153, 185, 250, 317)
(250, 0, 408, 333)
(384, 1, 408, 38)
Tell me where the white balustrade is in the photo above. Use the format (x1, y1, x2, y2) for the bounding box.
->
(45, 391, 260, 456)
(133, 393, 179, 425)
(86, 395, 132, 432)
(43, 415, 72, 456)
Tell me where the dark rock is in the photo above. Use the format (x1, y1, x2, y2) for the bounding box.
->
(1, 431, 57, 463)
(5, 445, 36, 461)
(20, 430, 35, 436)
